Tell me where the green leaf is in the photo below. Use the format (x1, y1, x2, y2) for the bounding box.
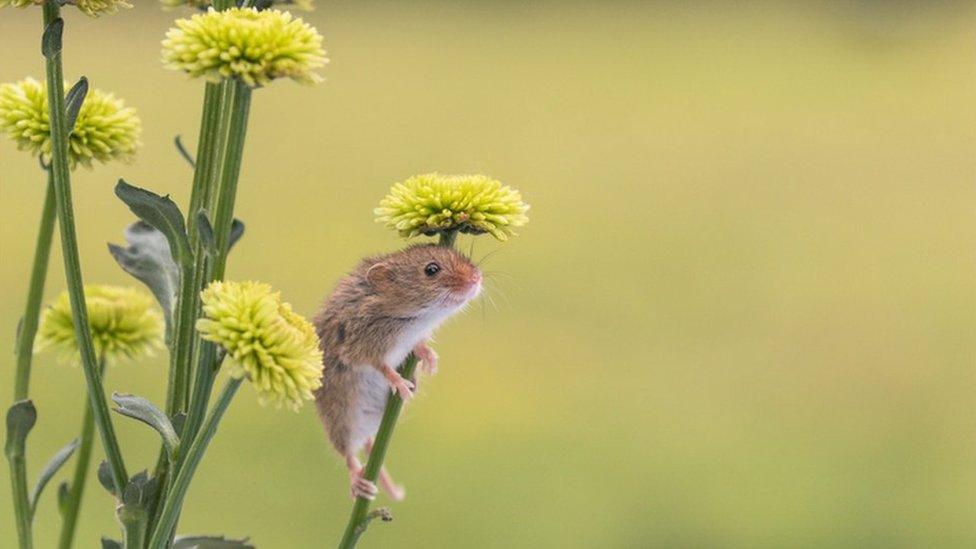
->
(97, 460, 117, 496)
(197, 210, 217, 258)
(57, 482, 70, 515)
(65, 77, 89, 133)
(121, 470, 157, 507)
(197, 213, 246, 257)
(101, 537, 123, 549)
(29, 438, 78, 518)
(172, 535, 255, 548)
(174, 135, 196, 168)
(108, 221, 182, 336)
(114, 180, 191, 269)
(111, 393, 180, 462)
(4, 400, 36, 459)
(229, 219, 245, 249)
(41, 17, 63, 59)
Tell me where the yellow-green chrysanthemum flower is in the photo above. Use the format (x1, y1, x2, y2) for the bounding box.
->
(196, 281, 323, 410)
(162, 7, 327, 87)
(375, 173, 531, 241)
(0, 0, 131, 16)
(159, 0, 313, 10)
(0, 77, 141, 169)
(36, 285, 164, 363)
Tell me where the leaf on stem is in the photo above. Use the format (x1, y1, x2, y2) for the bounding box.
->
(97, 460, 117, 497)
(29, 438, 79, 518)
(198, 212, 246, 257)
(121, 470, 158, 507)
(174, 135, 196, 168)
(114, 180, 192, 269)
(111, 393, 180, 462)
(173, 535, 256, 548)
(108, 221, 182, 334)
(4, 400, 36, 458)
(197, 210, 217, 258)
(57, 481, 70, 515)
(42, 18, 64, 59)
(65, 77, 89, 133)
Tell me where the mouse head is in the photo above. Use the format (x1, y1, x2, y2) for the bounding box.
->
(366, 244, 482, 316)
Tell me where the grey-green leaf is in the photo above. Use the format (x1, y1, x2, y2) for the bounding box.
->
(65, 77, 89, 132)
(174, 135, 196, 168)
(111, 393, 180, 462)
(114, 179, 191, 268)
(108, 221, 181, 337)
(42, 18, 63, 59)
(121, 470, 157, 507)
(4, 400, 36, 458)
(101, 538, 123, 549)
(97, 460, 117, 496)
(197, 210, 217, 258)
(29, 438, 78, 518)
(229, 219, 245, 249)
(172, 535, 255, 548)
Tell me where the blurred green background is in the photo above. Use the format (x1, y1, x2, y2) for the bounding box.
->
(2, 1, 975, 547)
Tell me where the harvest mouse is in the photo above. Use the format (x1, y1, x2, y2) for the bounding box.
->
(313, 244, 483, 501)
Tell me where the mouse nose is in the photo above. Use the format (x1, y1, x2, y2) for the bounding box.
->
(469, 270, 482, 285)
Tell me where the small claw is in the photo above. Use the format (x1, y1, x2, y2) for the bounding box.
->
(393, 378, 415, 401)
(350, 475, 378, 500)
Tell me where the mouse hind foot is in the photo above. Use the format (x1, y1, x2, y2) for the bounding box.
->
(346, 454, 378, 500)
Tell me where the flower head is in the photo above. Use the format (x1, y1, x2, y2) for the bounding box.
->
(196, 281, 323, 410)
(162, 7, 327, 87)
(37, 285, 164, 363)
(0, 0, 131, 16)
(0, 77, 141, 169)
(375, 173, 531, 241)
(160, 0, 313, 10)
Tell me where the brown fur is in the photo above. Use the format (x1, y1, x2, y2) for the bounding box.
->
(313, 244, 481, 455)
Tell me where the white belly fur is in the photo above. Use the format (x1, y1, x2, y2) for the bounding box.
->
(348, 307, 459, 453)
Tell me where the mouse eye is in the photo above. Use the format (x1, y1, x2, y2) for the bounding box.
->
(424, 262, 441, 277)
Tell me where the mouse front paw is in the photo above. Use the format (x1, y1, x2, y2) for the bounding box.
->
(413, 341, 439, 375)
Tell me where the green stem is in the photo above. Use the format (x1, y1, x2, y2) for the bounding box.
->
(6, 404, 33, 549)
(155, 79, 252, 548)
(210, 80, 252, 279)
(42, 0, 128, 494)
(13, 170, 56, 400)
(146, 377, 242, 549)
(337, 231, 459, 549)
(166, 81, 223, 420)
(7, 170, 57, 549)
(337, 356, 418, 549)
(56, 355, 107, 549)
(119, 505, 148, 549)
(147, 81, 227, 540)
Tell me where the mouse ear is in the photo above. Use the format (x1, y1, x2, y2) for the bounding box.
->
(365, 262, 396, 291)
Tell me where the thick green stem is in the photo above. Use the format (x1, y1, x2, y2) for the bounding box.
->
(210, 80, 252, 279)
(147, 377, 242, 549)
(7, 406, 33, 549)
(338, 231, 459, 549)
(13, 171, 57, 400)
(166, 81, 223, 421)
(154, 79, 252, 548)
(56, 356, 107, 549)
(42, 0, 128, 493)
